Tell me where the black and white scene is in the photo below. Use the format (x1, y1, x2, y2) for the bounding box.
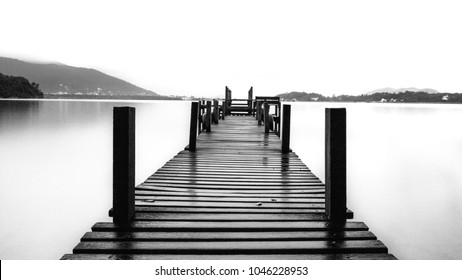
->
(1, 0, 462, 264)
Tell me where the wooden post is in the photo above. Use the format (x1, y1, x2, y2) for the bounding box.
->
(225, 87, 230, 116)
(221, 101, 226, 120)
(281, 104, 291, 153)
(248, 86, 253, 115)
(113, 107, 135, 226)
(264, 102, 269, 133)
(213, 99, 219, 124)
(274, 103, 279, 136)
(206, 100, 212, 132)
(278, 103, 282, 136)
(189, 102, 199, 152)
(198, 102, 203, 134)
(325, 108, 347, 226)
(257, 102, 262, 124)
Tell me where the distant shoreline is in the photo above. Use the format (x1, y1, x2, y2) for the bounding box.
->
(43, 94, 183, 100)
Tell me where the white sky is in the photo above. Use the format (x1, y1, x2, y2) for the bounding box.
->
(1, 0, 461, 98)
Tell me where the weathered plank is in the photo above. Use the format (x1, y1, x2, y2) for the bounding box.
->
(91, 221, 369, 232)
(80, 230, 376, 241)
(62, 253, 396, 260)
(73, 240, 388, 254)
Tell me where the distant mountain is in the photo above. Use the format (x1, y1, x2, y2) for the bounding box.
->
(0, 72, 44, 98)
(0, 57, 159, 97)
(366, 87, 439, 95)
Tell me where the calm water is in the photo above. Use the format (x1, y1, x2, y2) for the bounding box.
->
(0, 99, 190, 259)
(1, 100, 462, 259)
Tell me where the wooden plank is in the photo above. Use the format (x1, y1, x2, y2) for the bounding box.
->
(91, 221, 369, 232)
(80, 230, 376, 241)
(144, 179, 323, 186)
(135, 201, 325, 209)
(150, 173, 320, 180)
(135, 196, 325, 204)
(62, 253, 397, 260)
(157, 167, 313, 174)
(73, 240, 387, 254)
(135, 190, 325, 198)
(146, 177, 321, 184)
(133, 206, 326, 214)
(124, 213, 331, 221)
(153, 170, 317, 177)
(140, 184, 325, 191)
(138, 186, 325, 194)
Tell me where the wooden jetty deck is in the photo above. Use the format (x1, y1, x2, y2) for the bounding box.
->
(62, 88, 395, 260)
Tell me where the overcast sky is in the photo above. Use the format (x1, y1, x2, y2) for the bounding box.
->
(1, 0, 461, 98)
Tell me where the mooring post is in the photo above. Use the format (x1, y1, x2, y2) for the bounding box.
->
(281, 104, 291, 153)
(264, 102, 270, 133)
(206, 100, 212, 132)
(113, 107, 135, 226)
(213, 99, 219, 124)
(325, 108, 347, 226)
(188, 102, 199, 152)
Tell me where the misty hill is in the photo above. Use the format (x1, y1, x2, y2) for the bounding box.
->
(0, 57, 159, 97)
(277, 91, 462, 103)
(0, 72, 44, 98)
(366, 87, 439, 94)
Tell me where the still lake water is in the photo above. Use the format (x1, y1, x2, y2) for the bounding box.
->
(1, 99, 462, 259)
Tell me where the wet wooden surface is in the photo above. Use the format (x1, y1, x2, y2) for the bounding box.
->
(62, 116, 395, 260)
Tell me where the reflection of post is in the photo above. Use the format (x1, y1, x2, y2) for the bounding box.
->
(113, 107, 135, 227)
(325, 108, 347, 226)
(189, 102, 199, 152)
(264, 102, 269, 133)
(206, 101, 212, 132)
(281, 104, 291, 153)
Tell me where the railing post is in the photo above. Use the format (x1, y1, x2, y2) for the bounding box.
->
(227, 89, 232, 115)
(248, 86, 253, 115)
(189, 102, 199, 152)
(264, 102, 270, 133)
(281, 104, 291, 153)
(113, 106, 135, 226)
(221, 101, 226, 120)
(213, 99, 219, 124)
(257, 102, 262, 124)
(225, 86, 229, 116)
(206, 100, 212, 132)
(325, 108, 347, 226)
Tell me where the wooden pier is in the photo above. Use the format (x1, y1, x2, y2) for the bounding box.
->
(61, 87, 396, 260)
